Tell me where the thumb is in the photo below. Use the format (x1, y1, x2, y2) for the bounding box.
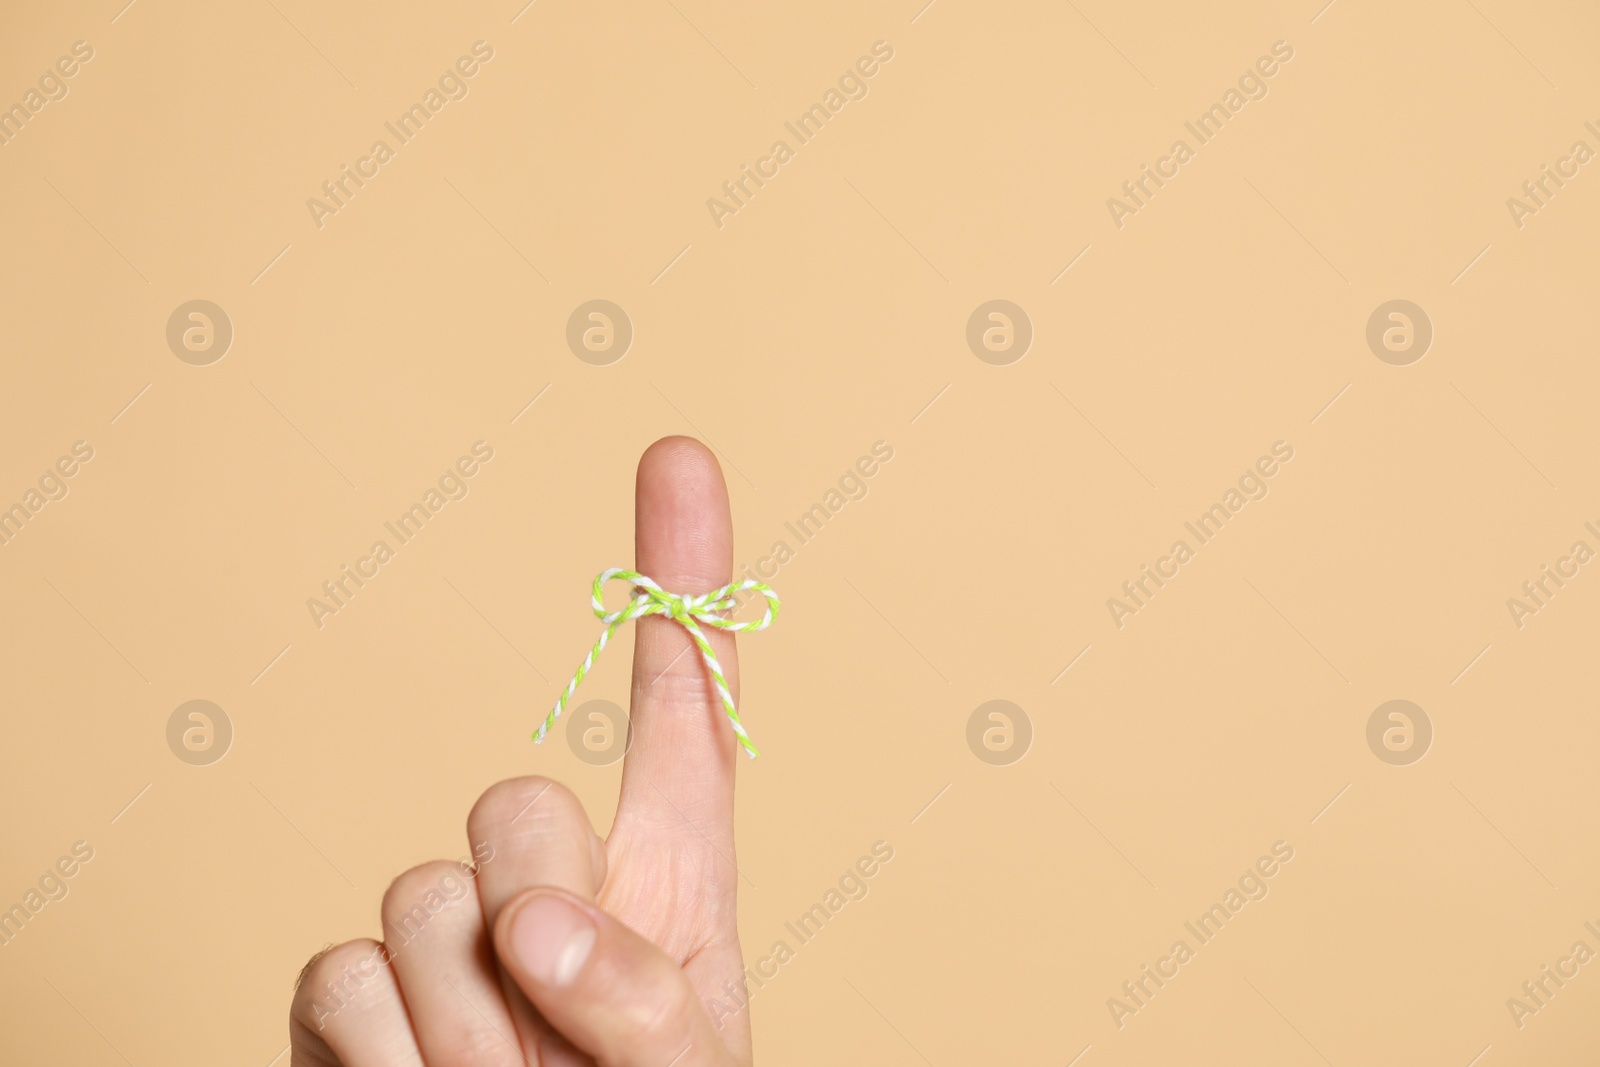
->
(494, 887, 735, 1067)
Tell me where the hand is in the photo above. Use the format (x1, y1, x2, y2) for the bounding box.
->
(290, 437, 754, 1067)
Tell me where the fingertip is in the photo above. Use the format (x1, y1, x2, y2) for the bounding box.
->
(635, 436, 732, 590)
(639, 434, 717, 470)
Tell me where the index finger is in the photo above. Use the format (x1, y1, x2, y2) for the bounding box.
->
(612, 436, 742, 850)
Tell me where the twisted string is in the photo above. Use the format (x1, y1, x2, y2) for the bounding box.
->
(535, 568, 781, 759)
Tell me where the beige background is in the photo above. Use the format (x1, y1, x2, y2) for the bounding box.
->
(2, 0, 1598, 1063)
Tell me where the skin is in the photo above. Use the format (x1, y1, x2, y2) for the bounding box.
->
(290, 437, 752, 1067)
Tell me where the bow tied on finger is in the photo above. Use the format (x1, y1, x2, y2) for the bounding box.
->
(536, 569, 780, 759)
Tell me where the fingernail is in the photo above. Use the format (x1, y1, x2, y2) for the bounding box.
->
(510, 893, 596, 987)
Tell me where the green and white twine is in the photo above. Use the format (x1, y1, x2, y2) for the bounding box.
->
(536, 568, 781, 759)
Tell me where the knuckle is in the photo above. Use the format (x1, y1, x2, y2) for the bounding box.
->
(468, 775, 586, 844)
(635, 662, 716, 702)
(380, 860, 474, 941)
(425, 1028, 528, 1067)
(290, 939, 393, 1032)
(613, 971, 698, 1053)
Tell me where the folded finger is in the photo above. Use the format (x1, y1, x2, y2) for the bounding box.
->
(290, 940, 425, 1067)
(380, 861, 524, 1067)
(467, 775, 605, 1061)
